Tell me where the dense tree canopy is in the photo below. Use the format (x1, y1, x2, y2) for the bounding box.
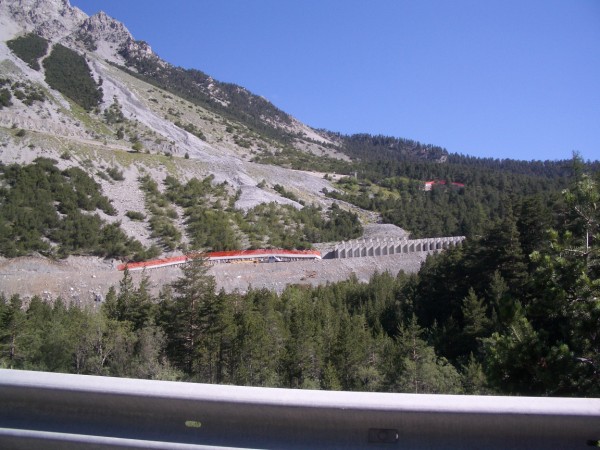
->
(0, 159, 154, 260)
(43, 44, 103, 111)
(6, 33, 48, 71)
(1, 159, 597, 396)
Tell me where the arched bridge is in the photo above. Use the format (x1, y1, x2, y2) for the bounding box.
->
(332, 236, 465, 259)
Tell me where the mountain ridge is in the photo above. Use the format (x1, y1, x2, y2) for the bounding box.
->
(0, 0, 452, 165)
(0, 0, 380, 270)
(1, 0, 587, 303)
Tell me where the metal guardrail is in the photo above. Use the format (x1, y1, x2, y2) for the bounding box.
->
(0, 369, 599, 449)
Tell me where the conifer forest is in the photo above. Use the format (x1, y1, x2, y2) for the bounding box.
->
(1, 155, 598, 397)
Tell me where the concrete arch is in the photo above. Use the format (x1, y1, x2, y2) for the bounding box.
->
(332, 236, 465, 260)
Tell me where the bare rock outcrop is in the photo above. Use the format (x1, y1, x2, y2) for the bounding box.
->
(0, 0, 86, 40)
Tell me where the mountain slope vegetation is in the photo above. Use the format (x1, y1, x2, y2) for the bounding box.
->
(2, 164, 598, 395)
(0, 0, 598, 398)
(43, 43, 103, 111)
(6, 32, 48, 71)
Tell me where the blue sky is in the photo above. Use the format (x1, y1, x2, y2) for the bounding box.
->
(70, 0, 600, 162)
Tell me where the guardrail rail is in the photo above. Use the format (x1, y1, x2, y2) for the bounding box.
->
(0, 369, 598, 449)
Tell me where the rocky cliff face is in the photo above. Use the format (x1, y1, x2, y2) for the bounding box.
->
(78, 11, 131, 45)
(73, 10, 161, 66)
(0, 0, 344, 220)
(0, 0, 87, 40)
(0, 0, 413, 302)
(0, 0, 160, 66)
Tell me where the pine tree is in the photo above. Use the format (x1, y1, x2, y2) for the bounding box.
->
(198, 289, 236, 384)
(462, 287, 489, 337)
(459, 287, 491, 357)
(516, 195, 551, 259)
(461, 353, 489, 394)
(516, 162, 600, 395)
(22, 298, 73, 372)
(232, 290, 280, 387)
(321, 361, 342, 390)
(483, 310, 545, 395)
(486, 271, 518, 329)
(474, 212, 529, 292)
(163, 257, 217, 377)
(281, 288, 323, 388)
(332, 310, 369, 390)
(390, 315, 462, 394)
(105, 269, 156, 331)
(0, 294, 26, 368)
(115, 268, 134, 323)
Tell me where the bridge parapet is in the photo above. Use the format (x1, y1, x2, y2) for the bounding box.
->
(333, 236, 465, 259)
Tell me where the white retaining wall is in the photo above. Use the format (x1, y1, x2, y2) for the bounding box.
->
(333, 236, 465, 259)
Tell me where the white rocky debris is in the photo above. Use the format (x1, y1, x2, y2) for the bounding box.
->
(0, 0, 418, 303)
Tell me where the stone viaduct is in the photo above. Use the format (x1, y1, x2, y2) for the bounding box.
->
(330, 236, 465, 259)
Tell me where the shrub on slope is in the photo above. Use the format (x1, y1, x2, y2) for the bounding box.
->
(43, 44, 103, 111)
(7, 33, 48, 71)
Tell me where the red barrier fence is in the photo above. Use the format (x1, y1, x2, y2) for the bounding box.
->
(117, 249, 322, 271)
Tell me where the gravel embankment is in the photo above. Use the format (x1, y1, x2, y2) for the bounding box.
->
(0, 251, 431, 305)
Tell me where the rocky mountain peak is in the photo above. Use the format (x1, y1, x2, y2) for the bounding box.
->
(0, 0, 87, 40)
(79, 10, 133, 45)
(1, 0, 159, 66)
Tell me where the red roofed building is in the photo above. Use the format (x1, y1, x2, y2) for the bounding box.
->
(423, 180, 465, 191)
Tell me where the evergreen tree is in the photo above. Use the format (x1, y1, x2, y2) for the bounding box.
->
(0, 294, 26, 368)
(461, 288, 489, 337)
(321, 361, 342, 390)
(461, 353, 489, 394)
(21, 297, 73, 372)
(484, 160, 599, 395)
(389, 316, 462, 394)
(487, 270, 516, 329)
(198, 289, 236, 384)
(483, 310, 547, 395)
(516, 195, 552, 259)
(471, 212, 529, 293)
(459, 287, 490, 357)
(161, 257, 218, 378)
(281, 287, 323, 388)
(331, 310, 369, 390)
(232, 289, 281, 386)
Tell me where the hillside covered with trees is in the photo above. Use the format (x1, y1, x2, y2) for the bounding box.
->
(1, 157, 598, 396)
(0, 5, 597, 397)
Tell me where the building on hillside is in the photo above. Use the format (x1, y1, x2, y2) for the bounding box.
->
(423, 180, 465, 191)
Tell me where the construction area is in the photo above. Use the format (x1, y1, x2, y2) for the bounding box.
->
(0, 224, 464, 303)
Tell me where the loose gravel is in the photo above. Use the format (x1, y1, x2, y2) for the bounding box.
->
(0, 250, 431, 305)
